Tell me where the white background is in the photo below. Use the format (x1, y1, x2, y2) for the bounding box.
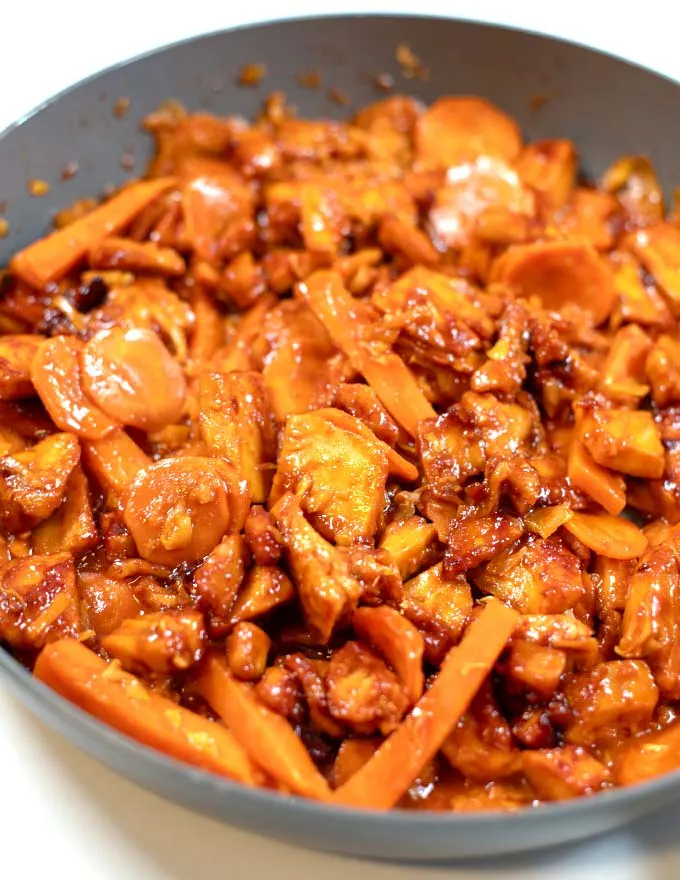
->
(3, 1, 680, 877)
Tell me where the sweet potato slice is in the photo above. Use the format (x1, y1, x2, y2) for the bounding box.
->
(491, 240, 616, 325)
(35, 640, 263, 785)
(301, 270, 435, 437)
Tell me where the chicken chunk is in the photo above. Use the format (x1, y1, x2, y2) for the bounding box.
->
(562, 660, 659, 747)
(441, 683, 521, 782)
(473, 535, 586, 614)
(325, 641, 409, 735)
(0, 433, 80, 532)
(102, 608, 207, 676)
(270, 410, 390, 545)
(0, 553, 80, 649)
(199, 371, 276, 504)
(401, 562, 473, 648)
(274, 493, 362, 641)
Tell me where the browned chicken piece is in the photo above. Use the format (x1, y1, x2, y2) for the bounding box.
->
(274, 493, 362, 641)
(353, 606, 424, 705)
(417, 410, 485, 499)
(243, 505, 282, 566)
(191, 535, 248, 632)
(32, 466, 98, 556)
(332, 383, 405, 448)
(255, 666, 303, 722)
(229, 566, 295, 624)
(470, 302, 530, 396)
(379, 515, 440, 580)
(332, 738, 381, 788)
(646, 334, 680, 408)
(575, 393, 664, 479)
(401, 562, 473, 648)
(473, 535, 586, 615)
(618, 544, 680, 699)
(0, 433, 80, 532)
(505, 640, 566, 699)
(441, 682, 521, 782)
(345, 544, 404, 606)
(270, 410, 390, 545)
(460, 392, 535, 460)
(102, 608, 207, 676)
(626, 223, 680, 304)
(226, 622, 271, 681)
(86, 280, 195, 362)
(325, 641, 408, 735)
(517, 139, 577, 210)
(77, 572, 141, 637)
(0, 334, 42, 400)
(257, 301, 349, 421)
(375, 266, 494, 341)
(199, 371, 276, 504)
(562, 659, 659, 747)
(281, 652, 344, 738)
(0, 553, 80, 649)
(522, 746, 610, 801)
(614, 719, 680, 786)
(444, 512, 524, 576)
(492, 240, 617, 325)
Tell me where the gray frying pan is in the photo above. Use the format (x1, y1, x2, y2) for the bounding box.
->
(1, 13, 680, 863)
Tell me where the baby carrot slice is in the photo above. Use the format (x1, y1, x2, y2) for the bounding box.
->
(333, 600, 518, 809)
(35, 639, 263, 785)
(10, 177, 177, 288)
(197, 655, 332, 801)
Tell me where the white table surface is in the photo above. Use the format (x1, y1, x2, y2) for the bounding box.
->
(3, 1, 680, 877)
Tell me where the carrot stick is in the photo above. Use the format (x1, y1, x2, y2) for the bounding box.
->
(301, 270, 436, 437)
(11, 178, 177, 288)
(333, 600, 518, 809)
(197, 655, 332, 801)
(35, 639, 264, 785)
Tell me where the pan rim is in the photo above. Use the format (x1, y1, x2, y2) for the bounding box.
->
(2, 9, 680, 837)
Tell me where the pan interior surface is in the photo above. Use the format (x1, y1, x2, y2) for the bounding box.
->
(2, 13, 680, 862)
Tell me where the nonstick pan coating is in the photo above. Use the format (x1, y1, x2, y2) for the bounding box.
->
(2, 14, 680, 861)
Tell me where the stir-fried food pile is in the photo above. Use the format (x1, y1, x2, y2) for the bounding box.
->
(3, 92, 680, 812)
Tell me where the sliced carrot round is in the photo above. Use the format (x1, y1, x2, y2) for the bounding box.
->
(415, 97, 522, 168)
(563, 511, 648, 560)
(123, 456, 248, 566)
